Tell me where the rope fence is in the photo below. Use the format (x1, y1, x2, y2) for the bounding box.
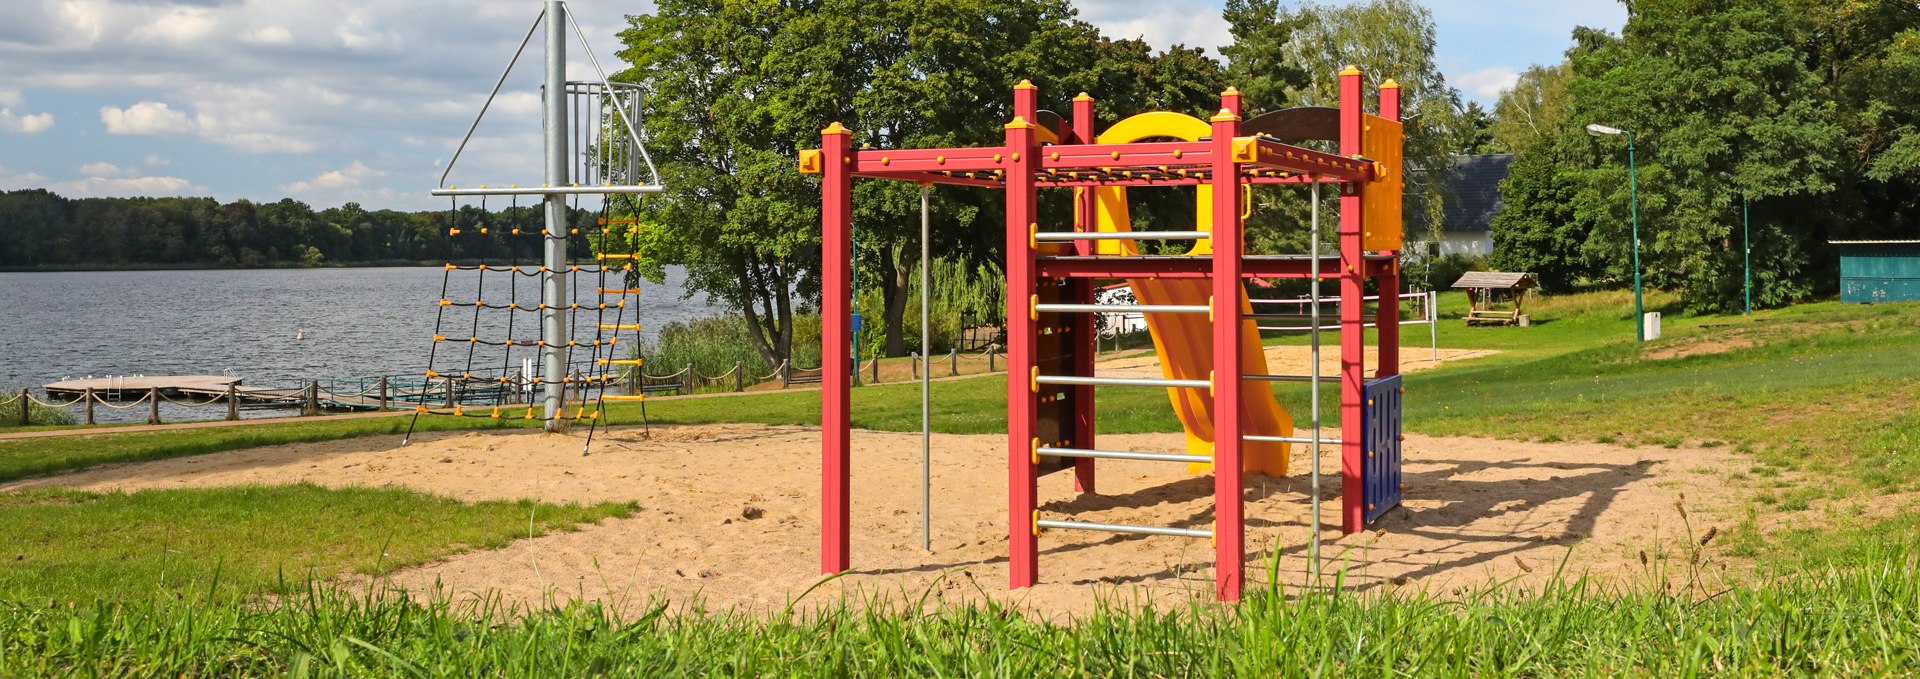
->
(5, 347, 1013, 428)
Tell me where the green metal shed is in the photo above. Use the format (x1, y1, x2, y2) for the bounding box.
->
(1832, 240, 1920, 303)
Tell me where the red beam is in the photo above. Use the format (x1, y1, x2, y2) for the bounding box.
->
(1338, 67, 1367, 536)
(1038, 141, 1214, 170)
(852, 147, 1001, 175)
(1236, 136, 1375, 181)
(819, 123, 853, 574)
(1209, 104, 1245, 603)
(1006, 85, 1041, 591)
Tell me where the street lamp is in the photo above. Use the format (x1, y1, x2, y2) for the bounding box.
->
(1721, 171, 1752, 316)
(1587, 123, 1644, 341)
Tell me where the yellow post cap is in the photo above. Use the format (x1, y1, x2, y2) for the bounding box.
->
(1223, 86, 1240, 95)
(1072, 91, 1094, 102)
(1005, 115, 1034, 130)
(1340, 64, 1363, 76)
(1014, 79, 1036, 90)
(1210, 108, 1240, 122)
(821, 121, 850, 135)
(1381, 78, 1401, 89)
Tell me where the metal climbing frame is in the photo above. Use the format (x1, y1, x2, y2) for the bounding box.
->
(807, 67, 1407, 602)
(424, 0, 663, 433)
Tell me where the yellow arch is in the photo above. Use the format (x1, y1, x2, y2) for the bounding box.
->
(1090, 112, 1214, 257)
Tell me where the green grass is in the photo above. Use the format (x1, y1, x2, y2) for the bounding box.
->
(0, 414, 523, 483)
(0, 484, 633, 602)
(0, 543, 1915, 676)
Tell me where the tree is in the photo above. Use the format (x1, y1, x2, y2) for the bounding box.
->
(1489, 62, 1573, 154)
(1567, 1, 1844, 312)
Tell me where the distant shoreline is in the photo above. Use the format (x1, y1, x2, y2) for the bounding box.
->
(0, 260, 474, 273)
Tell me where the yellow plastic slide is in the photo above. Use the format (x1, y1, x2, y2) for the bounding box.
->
(1088, 111, 1291, 476)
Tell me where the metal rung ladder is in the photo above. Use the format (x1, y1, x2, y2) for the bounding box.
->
(1037, 518, 1211, 539)
(1036, 446, 1211, 464)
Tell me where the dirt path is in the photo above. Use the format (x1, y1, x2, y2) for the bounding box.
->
(7, 422, 1749, 618)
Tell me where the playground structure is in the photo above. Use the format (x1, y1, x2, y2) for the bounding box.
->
(412, 0, 663, 449)
(806, 67, 1409, 601)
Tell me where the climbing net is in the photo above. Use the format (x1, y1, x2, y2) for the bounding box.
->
(403, 193, 652, 449)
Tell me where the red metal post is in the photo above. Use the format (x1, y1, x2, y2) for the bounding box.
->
(1209, 99, 1245, 602)
(1007, 81, 1042, 589)
(1070, 91, 1097, 494)
(1338, 66, 1368, 535)
(820, 122, 854, 573)
(1375, 80, 1402, 379)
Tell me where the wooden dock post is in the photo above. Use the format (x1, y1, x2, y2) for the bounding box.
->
(226, 383, 239, 421)
(444, 377, 456, 409)
(304, 381, 319, 416)
(83, 388, 95, 425)
(147, 387, 160, 424)
(378, 377, 390, 411)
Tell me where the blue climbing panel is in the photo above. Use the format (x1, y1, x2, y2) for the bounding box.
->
(1362, 374, 1403, 523)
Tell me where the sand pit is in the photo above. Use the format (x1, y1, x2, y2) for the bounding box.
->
(6, 422, 1752, 617)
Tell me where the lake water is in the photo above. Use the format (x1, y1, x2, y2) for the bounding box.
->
(0, 266, 714, 423)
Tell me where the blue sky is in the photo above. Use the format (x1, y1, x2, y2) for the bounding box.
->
(0, 0, 1624, 211)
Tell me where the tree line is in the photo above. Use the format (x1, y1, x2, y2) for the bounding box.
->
(0, 189, 602, 269)
(1489, 0, 1919, 312)
(613, 0, 1491, 368)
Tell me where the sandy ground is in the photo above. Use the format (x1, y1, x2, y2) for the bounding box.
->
(6, 422, 1749, 618)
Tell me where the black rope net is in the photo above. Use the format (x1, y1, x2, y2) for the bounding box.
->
(403, 192, 651, 450)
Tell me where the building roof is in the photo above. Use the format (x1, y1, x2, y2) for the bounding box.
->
(1451, 271, 1536, 290)
(1409, 154, 1513, 233)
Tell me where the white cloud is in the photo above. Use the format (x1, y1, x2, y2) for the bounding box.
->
(0, 165, 48, 190)
(56, 175, 199, 197)
(0, 107, 54, 133)
(129, 7, 220, 45)
(1076, 0, 1231, 52)
(1455, 66, 1521, 100)
(282, 161, 387, 193)
(78, 162, 136, 178)
(100, 101, 196, 135)
(0, 90, 20, 108)
(243, 25, 293, 46)
(144, 154, 170, 166)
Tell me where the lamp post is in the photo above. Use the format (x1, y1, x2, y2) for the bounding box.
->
(1720, 171, 1752, 316)
(1587, 123, 1643, 341)
(1743, 194, 1751, 315)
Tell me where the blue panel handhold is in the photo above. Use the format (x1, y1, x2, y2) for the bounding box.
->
(1362, 374, 1403, 523)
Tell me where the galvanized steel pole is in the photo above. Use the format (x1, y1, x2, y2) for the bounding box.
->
(920, 184, 932, 553)
(541, 0, 570, 430)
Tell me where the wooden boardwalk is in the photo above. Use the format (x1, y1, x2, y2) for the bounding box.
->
(42, 375, 394, 410)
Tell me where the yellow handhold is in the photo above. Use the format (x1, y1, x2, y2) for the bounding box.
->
(598, 359, 644, 366)
(600, 324, 642, 330)
(601, 395, 648, 402)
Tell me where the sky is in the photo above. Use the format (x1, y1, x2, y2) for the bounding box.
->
(0, 0, 1626, 211)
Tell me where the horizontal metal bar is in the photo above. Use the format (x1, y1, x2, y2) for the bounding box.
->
(430, 184, 666, 197)
(1037, 303, 1207, 314)
(1036, 375, 1210, 389)
(1241, 374, 1340, 383)
(1036, 446, 1212, 464)
(1033, 231, 1209, 241)
(1242, 435, 1345, 445)
(1037, 519, 1211, 539)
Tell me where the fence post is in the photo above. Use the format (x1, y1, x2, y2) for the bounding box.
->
(227, 383, 240, 421)
(444, 377, 456, 409)
(734, 361, 745, 392)
(780, 360, 791, 388)
(950, 348, 958, 376)
(378, 377, 390, 411)
(988, 348, 996, 373)
(305, 380, 320, 416)
(912, 352, 921, 380)
(147, 387, 161, 425)
(84, 388, 95, 425)
(18, 389, 29, 427)
(871, 357, 880, 383)
(682, 363, 694, 395)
